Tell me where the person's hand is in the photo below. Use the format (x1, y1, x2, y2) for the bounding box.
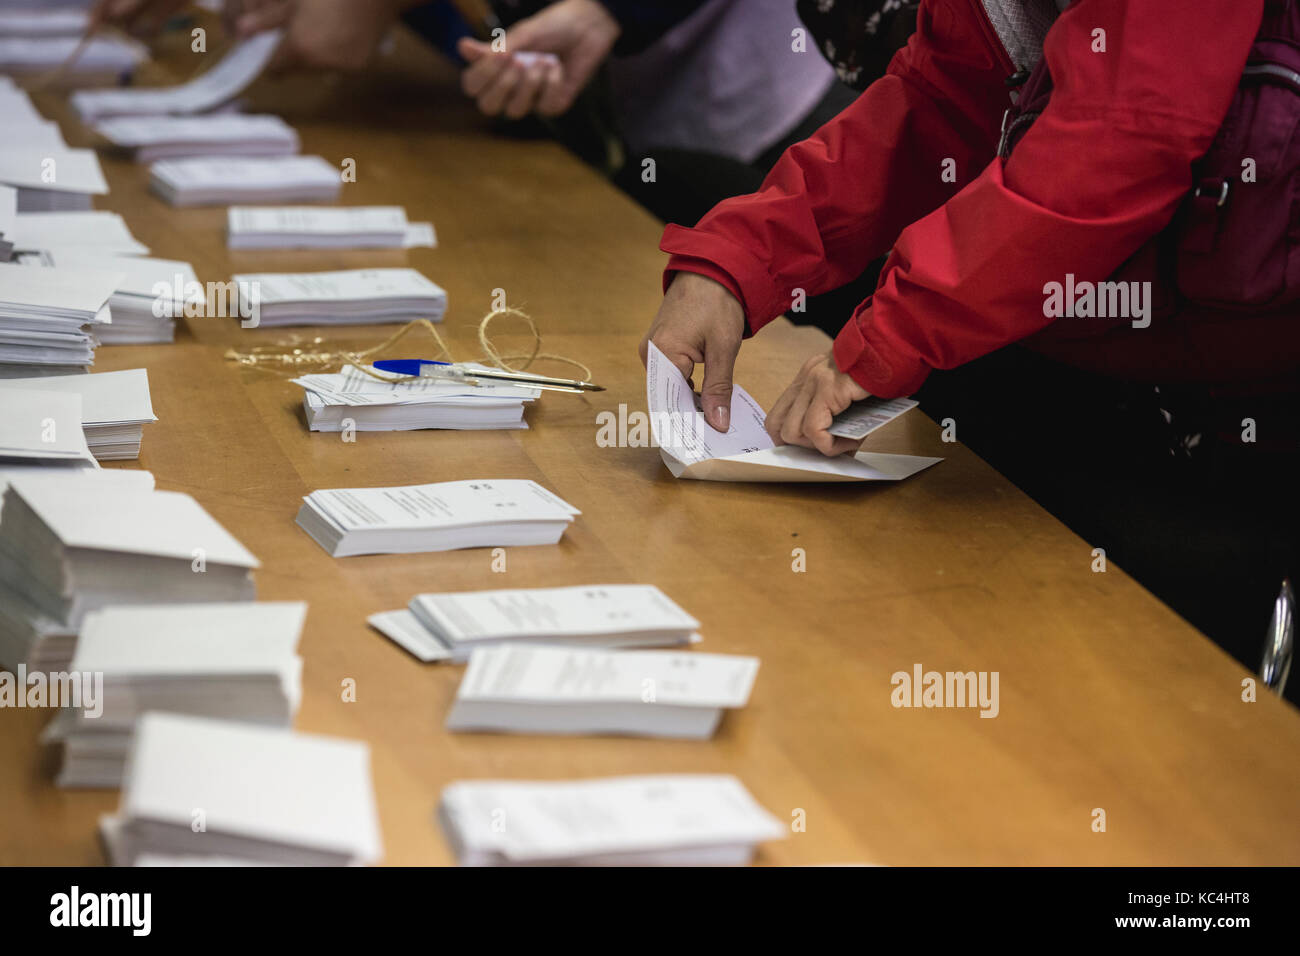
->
(639, 273, 746, 433)
(237, 0, 400, 72)
(226, 0, 294, 39)
(456, 0, 620, 119)
(765, 351, 870, 456)
(89, 0, 191, 35)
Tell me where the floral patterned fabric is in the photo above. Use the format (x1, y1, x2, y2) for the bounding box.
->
(795, 0, 920, 89)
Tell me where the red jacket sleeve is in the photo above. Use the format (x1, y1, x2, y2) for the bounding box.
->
(661, 0, 1011, 333)
(663, 0, 1263, 398)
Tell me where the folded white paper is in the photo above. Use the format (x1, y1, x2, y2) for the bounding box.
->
(72, 30, 283, 121)
(0, 388, 96, 466)
(47, 601, 307, 788)
(102, 712, 383, 866)
(645, 341, 942, 482)
(0, 368, 156, 459)
(11, 211, 148, 257)
(0, 148, 108, 210)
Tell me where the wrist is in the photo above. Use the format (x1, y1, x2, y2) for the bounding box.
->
(667, 271, 744, 330)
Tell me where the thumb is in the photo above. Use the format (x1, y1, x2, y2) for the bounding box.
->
(699, 337, 740, 432)
(501, 15, 553, 55)
(457, 37, 491, 62)
(236, 3, 291, 38)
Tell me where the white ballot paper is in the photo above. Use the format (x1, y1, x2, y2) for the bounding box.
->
(0, 148, 108, 204)
(367, 608, 451, 662)
(645, 341, 941, 483)
(227, 205, 434, 250)
(446, 644, 759, 739)
(409, 583, 700, 661)
(0, 389, 96, 465)
(439, 774, 785, 866)
(296, 479, 580, 556)
(72, 30, 284, 122)
(94, 113, 299, 163)
(828, 395, 919, 440)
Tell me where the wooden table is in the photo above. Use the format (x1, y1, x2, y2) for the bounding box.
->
(4, 25, 1298, 866)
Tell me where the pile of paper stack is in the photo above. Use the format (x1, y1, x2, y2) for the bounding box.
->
(0, 477, 258, 672)
(0, 263, 119, 376)
(439, 775, 784, 866)
(44, 602, 307, 788)
(101, 713, 384, 866)
(293, 364, 537, 432)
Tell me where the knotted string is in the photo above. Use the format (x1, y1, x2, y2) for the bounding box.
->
(223, 307, 594, 384)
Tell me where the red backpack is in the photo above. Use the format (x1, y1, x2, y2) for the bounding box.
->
(1000, 0, 1300, 317)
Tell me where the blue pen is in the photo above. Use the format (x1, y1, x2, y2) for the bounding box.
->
(372, 359, 452, 377)
(372, 359, 603, 393)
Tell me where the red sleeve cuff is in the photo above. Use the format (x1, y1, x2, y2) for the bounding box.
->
(832, 302, 932, 398)
(661, 223, 787, 335)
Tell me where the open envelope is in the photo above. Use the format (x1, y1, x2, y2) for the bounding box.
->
(645, 342, 943, 483)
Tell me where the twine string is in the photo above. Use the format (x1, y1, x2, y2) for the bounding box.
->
(223, 307, 594, 384)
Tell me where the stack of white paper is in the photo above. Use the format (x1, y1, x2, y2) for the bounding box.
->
(5, 119, 66, 151)
(372, 584, 699, 663)
(44, 602, 307, 788)
(0, 469, 158, 671)
(0, 387, 96, 467)
(0, 478, 259, 670)
(21, 252, 202, 343)
(234, 268, 447, 327)
(72, 30, 283, 122)
(0, 369, 157, 459)
(293, 364, 537, 432)
(101, 712, 384, 866)
(95, 113, 299, 163)
(0, 465, 154, 516)
(0, 79, 43, 126)
(0, 576, 76, 674)
(0, 147, 108, 212)
(446, 644, 759, 739)
(0, 80, 66, 154)
(0, 87, 66, 211)
(0, 8, 91, 37)
(9, 210, 149, 258)
(0, 184, 15, 262)
(439, 775, 785, 866)
(227, 206, 436, 250)
(0, 262, 119, 375)
(150, 155, 341, 207)
(0, 34, 146, 75)
(296, 479, 580, 557)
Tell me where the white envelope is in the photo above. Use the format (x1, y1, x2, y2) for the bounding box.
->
(644, 341, 941, 483)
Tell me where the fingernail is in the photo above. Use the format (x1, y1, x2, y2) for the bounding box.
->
(713, 405, 730, 430)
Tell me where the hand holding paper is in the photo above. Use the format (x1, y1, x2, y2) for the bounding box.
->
(645, 341, 940, 483)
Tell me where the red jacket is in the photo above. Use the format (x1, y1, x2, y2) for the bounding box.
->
(660, 0, 1268, 397)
